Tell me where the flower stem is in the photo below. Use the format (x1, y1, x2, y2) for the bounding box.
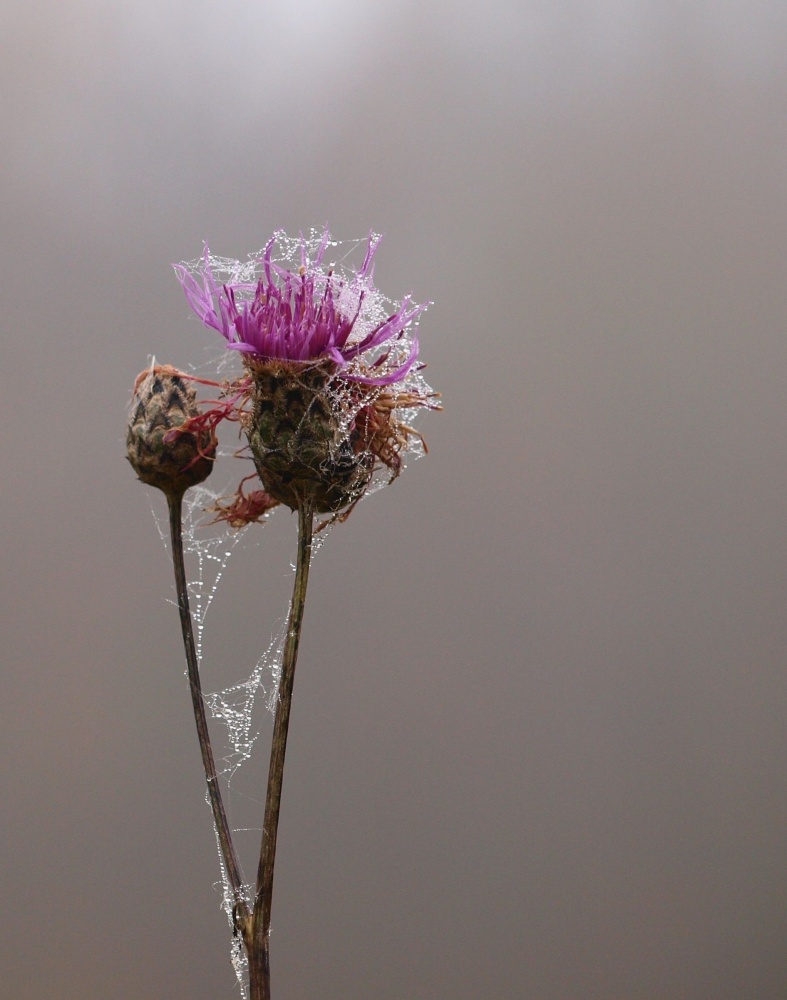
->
(249, 504, 315, 1000)
(167, 493, 250, 933)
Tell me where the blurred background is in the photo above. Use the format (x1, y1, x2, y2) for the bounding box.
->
(2, 2, 787, 997)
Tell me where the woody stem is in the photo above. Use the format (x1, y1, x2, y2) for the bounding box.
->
(167, 492, 250, 934)
(249, 504, 315, 1000)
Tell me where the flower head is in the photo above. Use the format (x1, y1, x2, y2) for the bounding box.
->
(174, 229, 427, 386)
(173, 230, 438, 516)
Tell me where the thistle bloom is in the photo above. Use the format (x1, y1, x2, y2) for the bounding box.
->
(174, 229, 427, 386)
(174, 230, 436, 516)
(127, 234, 439, 999)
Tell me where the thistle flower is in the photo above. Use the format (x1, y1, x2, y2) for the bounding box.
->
(127, 233, 439, 1000)
(175, 230, 437, 514)
(126, 363, 216, 497)
(174, 229, 425, 384)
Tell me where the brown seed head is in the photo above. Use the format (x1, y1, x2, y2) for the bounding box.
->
(126, 363, 216, 497)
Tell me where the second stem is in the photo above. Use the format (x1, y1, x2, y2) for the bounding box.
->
(249, 504, 315, 1000)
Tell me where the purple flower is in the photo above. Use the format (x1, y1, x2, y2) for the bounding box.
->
(174, 230, 428, 386)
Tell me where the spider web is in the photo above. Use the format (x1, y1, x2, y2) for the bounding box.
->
(153, 483, 281, 996)
(155, 473, 412, 995)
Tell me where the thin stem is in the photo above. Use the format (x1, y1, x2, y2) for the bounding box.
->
(167, 492, 250, 933)
(249, 504, 314, 1000)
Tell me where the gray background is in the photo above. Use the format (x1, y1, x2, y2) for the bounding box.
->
(2, 2, 787, 998)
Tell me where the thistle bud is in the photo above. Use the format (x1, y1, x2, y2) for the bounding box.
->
(245, 360, 373, 513)
(126, 364, 216, 497)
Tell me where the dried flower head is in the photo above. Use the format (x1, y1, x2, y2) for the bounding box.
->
(206, 475, 280, 528)
(126, 363, 216, 497)
(175, 230, 439, 514)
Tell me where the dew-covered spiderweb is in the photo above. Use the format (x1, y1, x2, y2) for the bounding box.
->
(153, 232, 433, 996)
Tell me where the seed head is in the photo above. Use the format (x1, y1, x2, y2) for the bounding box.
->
(126, 364, 216, 497)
